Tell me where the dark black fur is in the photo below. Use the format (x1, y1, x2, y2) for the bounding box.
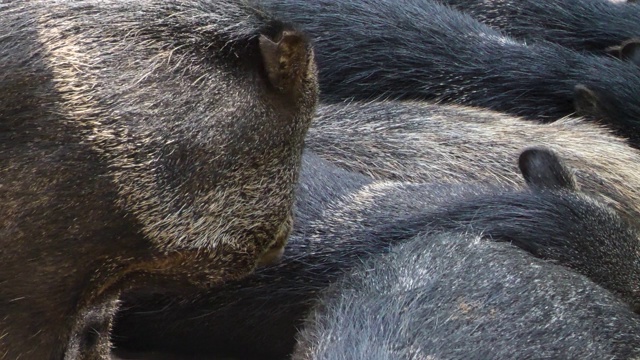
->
(259, 0, 640, 145)
(293, 231, 640, 359)
(439, 0, 640, 55)
(113, 149, 640, 359)
(377, 148, 640, 312)
(0, 1, 317, 358)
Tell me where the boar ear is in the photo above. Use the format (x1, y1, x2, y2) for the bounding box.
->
(620, 38, 640, 67)
(259, 30, 309, 92)
(605, 38, 640, 67)
(573, 84, 602, 118)
(519, 147, 576, 191)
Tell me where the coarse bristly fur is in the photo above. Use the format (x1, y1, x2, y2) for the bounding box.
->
(293, 232, 640, 360)
(112, 148, 640, 359)
(306, 101, 640, 222)
(258, 0, 640, 145)
(439, 0, 640, 55)
(0, 1, 318, 359)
